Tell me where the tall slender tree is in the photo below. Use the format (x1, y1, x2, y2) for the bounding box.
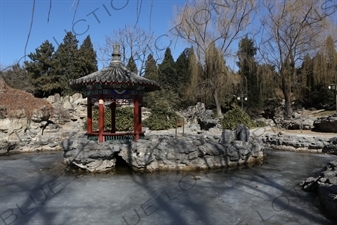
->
(237, 37, 259, 112)
(53, 31, 80, 95)
(78, 35, 98, 76)
(175, 48, 191, 105)
(144, 54, 158, 82)
(158, 48, 178, 91)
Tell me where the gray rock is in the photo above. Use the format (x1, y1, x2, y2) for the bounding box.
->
(235, 124, 250, 142)
(300, 160, 337, 220)
(221, 129, 235, 144)
(62, 133, 264, 172)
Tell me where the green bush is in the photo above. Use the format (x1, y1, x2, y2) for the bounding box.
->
(91, 106, 134, 131)
(143, 112, 181, 130)
(143, 88, 182, 130)
(115, 107, 134, 131)
(221, 107, 255, 130)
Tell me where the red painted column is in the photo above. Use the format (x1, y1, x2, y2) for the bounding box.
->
(138, 99, 142, 134)
(98, 98, 105, 142)
(110, 101, 116, 133)
(87, 97, 93, 133)
(133, 95, 139, 141)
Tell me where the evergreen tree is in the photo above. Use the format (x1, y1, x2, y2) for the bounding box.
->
(158, 48, 178, 91)
(24, 40, 61, 97)
(144, 54, 158, 81)
(236, 37, 260, 113)
(143, 54, 160, 108)
(126, 56, 138, 74)
(54, 31, 80, 95)
(78, 35, 98, 76)
(175, 48, 190, 103)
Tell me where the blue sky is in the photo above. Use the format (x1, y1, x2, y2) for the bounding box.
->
(0, 0, 187, 69)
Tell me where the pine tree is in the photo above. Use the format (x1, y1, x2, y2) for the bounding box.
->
(144, 54, 158, 81)
(175, 48, 190, 102)
(24, 40, 61, 97)
(126, 56, 138, 74)
(53, 31, 80, 95)
(158, 48, 178, 91)
(78, 35, 98, 76)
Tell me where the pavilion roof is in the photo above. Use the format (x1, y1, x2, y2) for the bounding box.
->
(70, 45, 160, 92)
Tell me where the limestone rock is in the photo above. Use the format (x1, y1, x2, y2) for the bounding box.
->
(221, 129, 235, 144)
(63, 132, 264, 172)
(235, 124, 250, 142)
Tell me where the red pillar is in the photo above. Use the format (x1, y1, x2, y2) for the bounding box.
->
(133, 95, 140, 141)
(110, 101, 116, 133)
(138, 100, 142, 134)
(87, 98, 93, 133)
(98, 98, 105, 142)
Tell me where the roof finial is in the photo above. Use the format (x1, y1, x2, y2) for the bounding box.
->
(111, 44, 121, 63)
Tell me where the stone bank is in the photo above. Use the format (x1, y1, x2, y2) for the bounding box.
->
(62, 127, 264, 172)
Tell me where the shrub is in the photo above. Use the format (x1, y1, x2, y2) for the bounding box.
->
(115, 107, 134, 131)
(91, 106, 134, 131)
(221, 107, 255, 130)
(143, 112, 181, 130)
(143, 99, 181, 130)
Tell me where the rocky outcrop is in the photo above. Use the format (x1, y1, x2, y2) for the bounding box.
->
(260, 133, 336, 152)
(299, 161, 337, 220)
(0, 93, 87, 154)
(313, 114, 337, 133)
(181, 102, 220, 131)
(62, 125, 264, 172)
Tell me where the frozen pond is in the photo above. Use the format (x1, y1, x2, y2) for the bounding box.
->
(1, 149, 336, 225)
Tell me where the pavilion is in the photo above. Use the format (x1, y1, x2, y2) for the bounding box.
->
(70, 44, 160, 142)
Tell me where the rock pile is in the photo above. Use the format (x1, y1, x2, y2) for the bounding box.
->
(299, 160, 337, 219)
(180, 102, 221, 131)
(260, 133, 336, 153)
(313, 113, 337, 133)
(62, 125, 264, 172)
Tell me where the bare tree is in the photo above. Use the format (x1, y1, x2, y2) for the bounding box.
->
(260, 0, 337, 117)
(171, 0, 256, 116)
(98, 25, 160, 76)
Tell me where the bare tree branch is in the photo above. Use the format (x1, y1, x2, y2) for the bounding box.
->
(25, 0, 36, 61)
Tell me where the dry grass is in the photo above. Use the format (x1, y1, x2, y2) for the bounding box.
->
(0, 78, 53, 119)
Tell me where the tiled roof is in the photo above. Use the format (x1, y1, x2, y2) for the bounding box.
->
(70, 45, 160, 92)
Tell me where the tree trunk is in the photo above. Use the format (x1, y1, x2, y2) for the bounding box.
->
(282, 75, 292, 118)
(213, 90, 223, 117)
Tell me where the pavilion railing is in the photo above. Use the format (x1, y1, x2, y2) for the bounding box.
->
(86, 131, 145, 142)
